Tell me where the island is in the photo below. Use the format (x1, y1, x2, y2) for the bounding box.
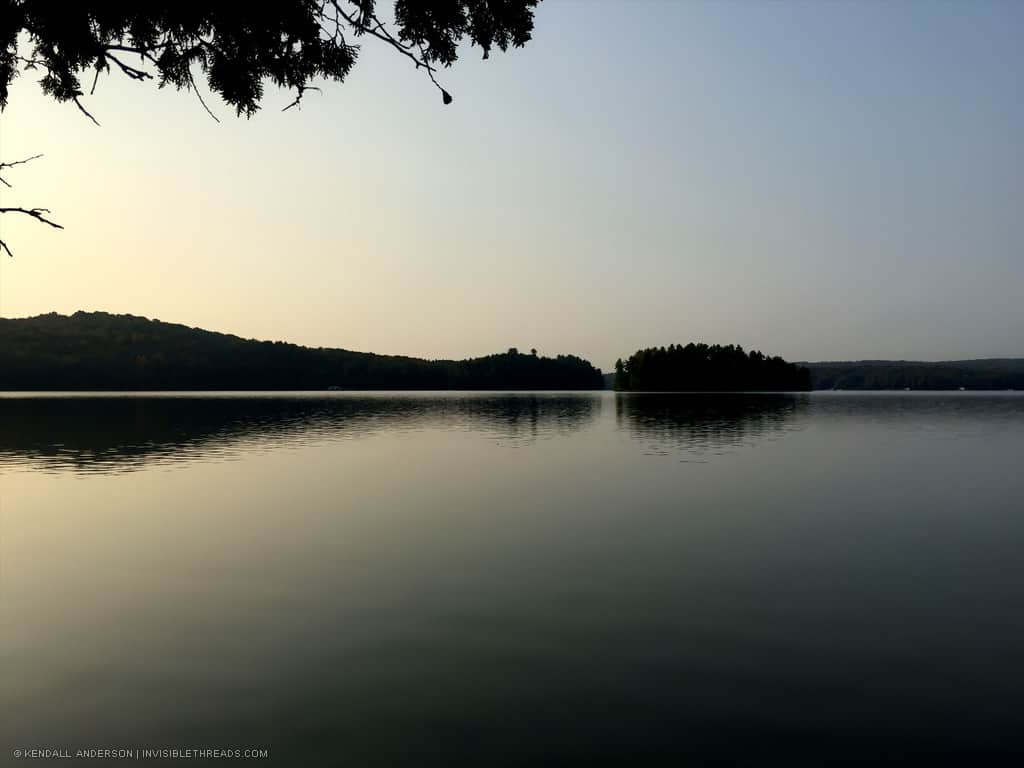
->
(612, 343, 812, 392)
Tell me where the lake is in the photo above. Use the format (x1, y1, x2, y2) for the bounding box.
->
(2, 392, 1023, 765)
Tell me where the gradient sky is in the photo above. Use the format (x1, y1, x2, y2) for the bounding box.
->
(1, 0, 1021, 370)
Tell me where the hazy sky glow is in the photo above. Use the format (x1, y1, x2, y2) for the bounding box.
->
(1, 1, 1021, 369)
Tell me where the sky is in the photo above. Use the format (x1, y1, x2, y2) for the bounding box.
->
(0, 0, 1021, 370)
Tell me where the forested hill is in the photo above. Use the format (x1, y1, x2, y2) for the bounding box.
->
(0, 312, 604, 390)
(803, 359, 1024, 390)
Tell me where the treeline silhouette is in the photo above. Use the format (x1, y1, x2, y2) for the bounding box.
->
(6, 312, 1020, 392)
(0, 312, 603, 391)
(805, 360, 1024, 390)
(613, 344, 812, 391)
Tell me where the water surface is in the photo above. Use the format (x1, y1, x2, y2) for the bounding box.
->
(2, 392, 1023, 765)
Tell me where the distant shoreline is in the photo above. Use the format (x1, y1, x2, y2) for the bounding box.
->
(0, 389, 1020, 396)
(3, 311, 1022, 393)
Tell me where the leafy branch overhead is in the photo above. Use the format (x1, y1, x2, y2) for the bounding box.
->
(0, 1, 540, 121)
(0, 1, 539, 253)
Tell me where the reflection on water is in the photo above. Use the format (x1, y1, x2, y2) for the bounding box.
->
(5, 391, 1013, 475)
(616, 392, 809, 459)
(3, 392, 1024, 765)
(0, 393, 601, 473)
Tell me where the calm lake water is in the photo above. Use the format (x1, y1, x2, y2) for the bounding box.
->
(2, 392, 1023, 766)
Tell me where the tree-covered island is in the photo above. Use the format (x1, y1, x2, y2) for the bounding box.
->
(613, 343, 812, 392)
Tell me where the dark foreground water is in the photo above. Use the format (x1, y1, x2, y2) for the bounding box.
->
(1, 392, 1023, 766)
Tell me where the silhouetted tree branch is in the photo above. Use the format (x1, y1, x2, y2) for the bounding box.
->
(0, 1, 540, 252)
(0, 154, 64, 256)
(0, 153, 43, 186)
(3, 2, 539, 118)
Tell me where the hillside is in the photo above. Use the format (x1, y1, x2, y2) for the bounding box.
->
(0, 312, 604, 390)
(804, 359, 1024, 390)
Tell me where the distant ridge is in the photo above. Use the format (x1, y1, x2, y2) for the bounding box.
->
(801, 359, 1024, 390)
(0, 312, 604, 391)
